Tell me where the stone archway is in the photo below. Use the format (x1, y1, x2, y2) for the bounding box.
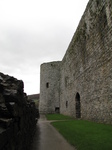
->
(75, 92, 81, 118)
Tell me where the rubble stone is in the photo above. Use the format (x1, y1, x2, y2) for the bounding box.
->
(0, 72, 38, 150)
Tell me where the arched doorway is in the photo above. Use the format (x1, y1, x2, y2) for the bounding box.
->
(75, 92, 81, 118)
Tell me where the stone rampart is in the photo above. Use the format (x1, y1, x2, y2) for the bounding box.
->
(60, 0, 112, 124)
(40, 0, 112, 124)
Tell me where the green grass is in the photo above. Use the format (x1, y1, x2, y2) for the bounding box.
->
(46, 114, 73, 120)
(46, 114, 112, 150)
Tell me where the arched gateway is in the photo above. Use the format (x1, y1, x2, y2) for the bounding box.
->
(75, 92, 81, 118)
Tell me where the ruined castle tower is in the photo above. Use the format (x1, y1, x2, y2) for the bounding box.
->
(39, 61, 61, 114)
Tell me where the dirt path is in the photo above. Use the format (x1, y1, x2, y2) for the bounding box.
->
(31, 115, 76, 150)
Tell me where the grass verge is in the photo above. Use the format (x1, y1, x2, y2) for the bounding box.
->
(46, 114, 112, 150)
(46, 114, 73, 120)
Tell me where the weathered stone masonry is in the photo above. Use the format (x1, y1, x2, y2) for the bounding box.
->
(39, 0, 112, 124)
(39, 61, 61, 114)
(0, 72, 38, 150)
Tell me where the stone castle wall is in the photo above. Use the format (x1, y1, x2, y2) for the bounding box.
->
(39, 61, 61, 114)
(40, 0, 112, 124)
(60, 0, 112, 124)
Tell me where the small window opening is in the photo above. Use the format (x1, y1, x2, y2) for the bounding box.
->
(46, 82, 49, 88)
(66, 101, 68, 108)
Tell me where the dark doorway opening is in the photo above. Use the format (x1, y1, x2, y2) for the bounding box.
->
(75, 92, 81, 118)
(55, 107, 60, 113)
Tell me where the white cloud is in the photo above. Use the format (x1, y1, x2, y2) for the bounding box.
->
(0, 0, 89, 94)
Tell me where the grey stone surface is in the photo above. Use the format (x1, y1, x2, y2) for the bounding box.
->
(0, 72, 38, 150)
(39, 61, 61, 114)
(40, 0, 112, 124)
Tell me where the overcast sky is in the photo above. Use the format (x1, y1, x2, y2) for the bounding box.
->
(0, 0, 89, 95)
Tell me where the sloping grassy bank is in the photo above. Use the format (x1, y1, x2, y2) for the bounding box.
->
(46, 114, 112, 150)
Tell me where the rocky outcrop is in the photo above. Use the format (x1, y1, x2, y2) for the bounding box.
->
(0, 72, 38, 150)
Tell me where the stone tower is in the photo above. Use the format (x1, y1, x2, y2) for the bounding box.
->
(39, 61, 61, 114)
